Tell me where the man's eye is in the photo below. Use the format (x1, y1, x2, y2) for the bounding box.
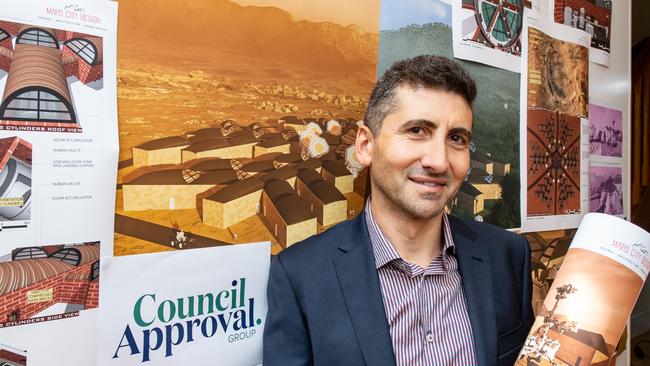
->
(409, 127, 425, 135)
(449, 134, 468, 145)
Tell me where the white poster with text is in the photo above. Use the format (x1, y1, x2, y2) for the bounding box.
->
(0, 1, 118, 365)
(98, 242, 270, 366)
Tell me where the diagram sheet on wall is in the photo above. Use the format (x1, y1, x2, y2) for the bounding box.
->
(0, 1, 118, 365)
(520, 16, 591, 232)
(451, 0, 532, 73)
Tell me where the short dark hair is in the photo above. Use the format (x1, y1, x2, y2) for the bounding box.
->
(364, 55, 477, 134)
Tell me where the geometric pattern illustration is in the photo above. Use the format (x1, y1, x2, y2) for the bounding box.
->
(527, 110, 581, 216)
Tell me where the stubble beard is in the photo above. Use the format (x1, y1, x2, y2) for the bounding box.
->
(370, 166, 454, 221)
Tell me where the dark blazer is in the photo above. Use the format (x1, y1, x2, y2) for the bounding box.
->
(263, 212, 533, 366)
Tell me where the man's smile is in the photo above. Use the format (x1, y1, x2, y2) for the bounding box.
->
(408, 176, 448, 191)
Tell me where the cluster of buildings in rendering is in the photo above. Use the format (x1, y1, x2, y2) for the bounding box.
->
(123, 116, 359, 247)
(454, 148, 511, 217)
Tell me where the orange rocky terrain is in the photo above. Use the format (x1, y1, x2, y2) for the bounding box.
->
(115, 0, 378, 255)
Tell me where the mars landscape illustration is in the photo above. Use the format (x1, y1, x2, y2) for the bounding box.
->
(114, 0, 378, 255)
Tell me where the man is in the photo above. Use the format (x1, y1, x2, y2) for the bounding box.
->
(263, 55, 533, 366)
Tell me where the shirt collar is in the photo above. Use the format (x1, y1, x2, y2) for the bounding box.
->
(365, 198, 456, 270)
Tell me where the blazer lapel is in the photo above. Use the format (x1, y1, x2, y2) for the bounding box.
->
(333, 213, 396, 366)
(449, 216, 497, 366)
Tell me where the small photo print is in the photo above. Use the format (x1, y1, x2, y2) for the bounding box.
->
(589, 165, 623, 215)
(589, 104, 622, 158)
(0, 241, 100, 328)
(554, 0, 611, 53)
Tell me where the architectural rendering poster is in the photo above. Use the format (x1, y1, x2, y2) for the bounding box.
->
(0, 1, 119, 366)
(520, 17, 591, 232)
(98, 242, 270, 366)
(517, 213, 650, 365)
(0, 242, 100, 329)
(379, 0, 522, 229)
(451, 0, 531, 73)
(114, 0, 379, 256)
(552, 0, 612, 67)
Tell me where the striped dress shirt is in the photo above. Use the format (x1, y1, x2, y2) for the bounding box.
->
(365, 203, 478, 366)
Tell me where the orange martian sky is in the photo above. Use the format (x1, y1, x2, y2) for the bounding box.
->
(546, 248, 643, 345)
(230, 0, 380, 33)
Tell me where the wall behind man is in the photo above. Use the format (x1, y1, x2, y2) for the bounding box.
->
(631, 0, 650, 339)
(632, 0, 650, 46)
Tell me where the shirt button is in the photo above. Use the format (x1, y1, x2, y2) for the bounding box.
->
(426, 332, 434, 343)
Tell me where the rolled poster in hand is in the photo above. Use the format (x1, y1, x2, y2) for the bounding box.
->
(516, 213, 650, 365)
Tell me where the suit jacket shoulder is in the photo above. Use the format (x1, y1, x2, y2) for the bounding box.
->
(264, 213, 395, 366)
(447, 214, 529, 267)
(276, 214, 360, 268)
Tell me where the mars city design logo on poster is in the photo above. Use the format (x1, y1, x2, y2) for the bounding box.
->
(45, 4, 104, 25)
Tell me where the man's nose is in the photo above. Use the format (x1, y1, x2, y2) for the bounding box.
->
(419, 137, 449, 174)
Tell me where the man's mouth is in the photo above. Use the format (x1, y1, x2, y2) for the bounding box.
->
(408, 176, 447, 188)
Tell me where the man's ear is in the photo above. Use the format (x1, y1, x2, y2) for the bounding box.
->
(355, 123, 374, 168)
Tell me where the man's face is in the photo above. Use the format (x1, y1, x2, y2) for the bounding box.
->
(357, 85, 473, 220)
